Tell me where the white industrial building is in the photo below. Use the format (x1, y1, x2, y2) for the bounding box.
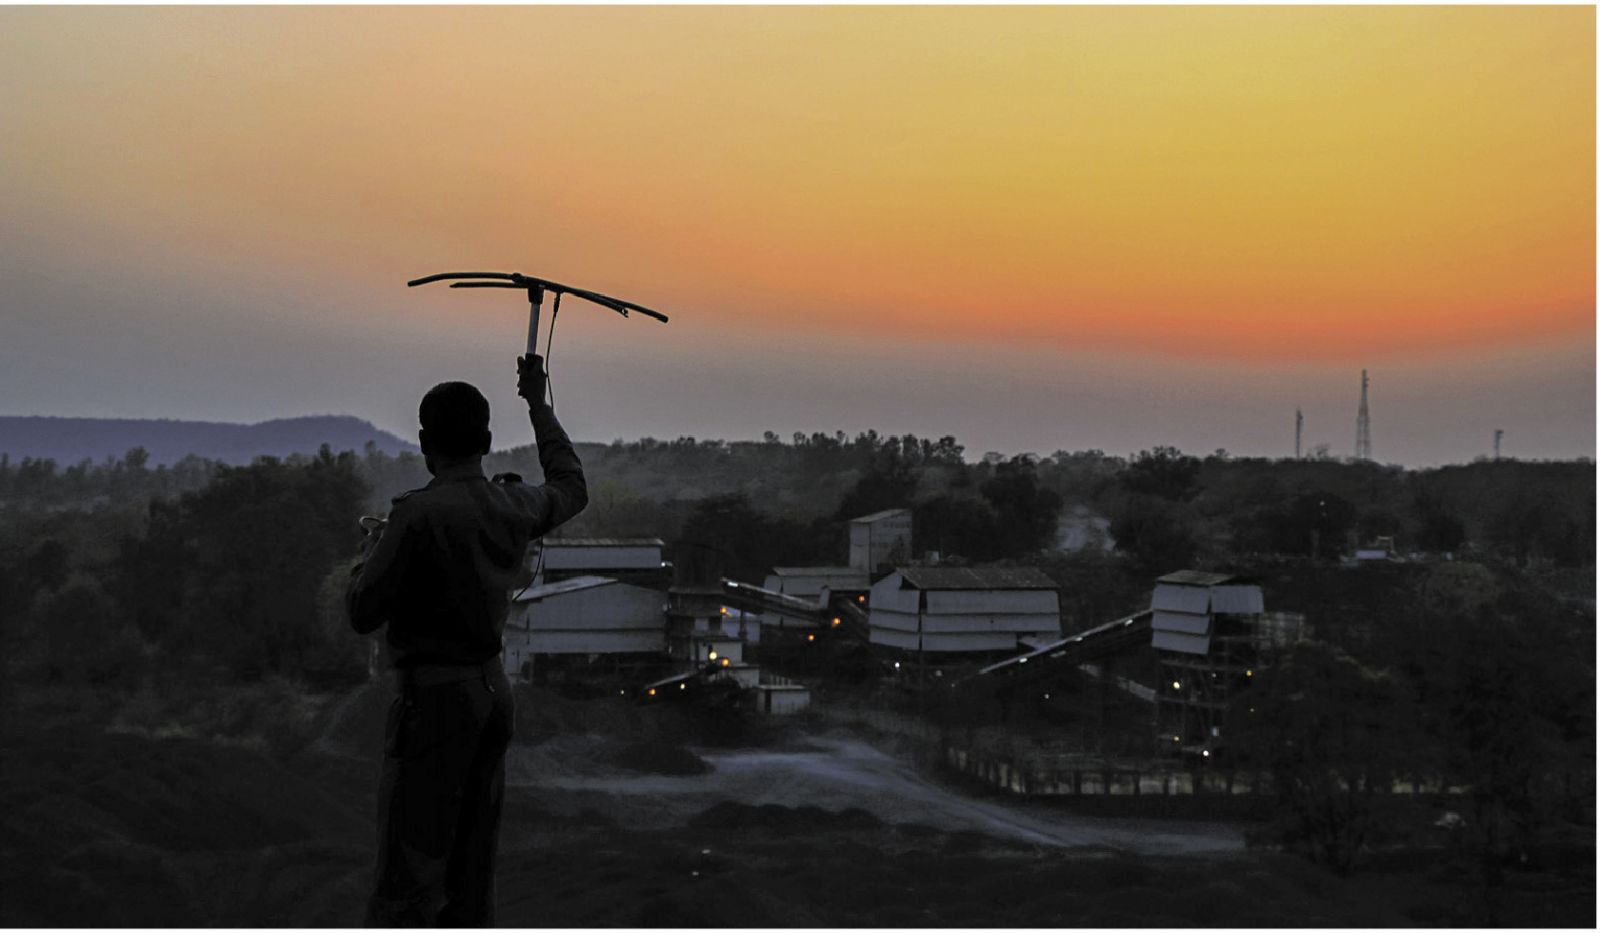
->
(1148, 570, 1265, 655)
(504, 575, 666, 679)
(849, 509, 913, 572)
(1149, 570, 1269, 757)
(868, 566, 1061, 654)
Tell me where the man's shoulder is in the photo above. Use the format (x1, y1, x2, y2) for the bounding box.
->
(386, 484, 443, 519)
(390, 484, 432, 506)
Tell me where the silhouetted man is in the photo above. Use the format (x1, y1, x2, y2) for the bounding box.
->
(347, 355, 586, 926)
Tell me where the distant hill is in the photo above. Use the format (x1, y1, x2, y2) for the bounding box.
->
(0, 415, 418, 466)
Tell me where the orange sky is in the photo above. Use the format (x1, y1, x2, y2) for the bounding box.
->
(4, 5, 1592, 360)
(0, 6, 1593, 462)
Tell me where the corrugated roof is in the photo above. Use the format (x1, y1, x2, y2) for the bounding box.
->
(896, 566, 1057, 591)
(1156, 569, 1241, 587)
(543, 538, 665, 548)
(770, 566, 864, 577)
(849, 508, 911, 524)
(511, 574, 617, 602)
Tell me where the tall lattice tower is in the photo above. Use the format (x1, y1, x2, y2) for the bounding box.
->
(1355, 370, 1372, 461)
(1295, 407, 1303, 459)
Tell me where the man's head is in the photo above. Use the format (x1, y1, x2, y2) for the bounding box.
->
(419, 381, 492, 463)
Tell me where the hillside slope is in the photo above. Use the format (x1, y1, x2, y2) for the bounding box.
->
(0, 415, 417, 466)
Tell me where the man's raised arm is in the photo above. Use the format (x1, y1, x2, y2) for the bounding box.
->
(515, 354, 588, 532)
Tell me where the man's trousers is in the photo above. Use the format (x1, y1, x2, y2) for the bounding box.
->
(364, 662, 514, 927)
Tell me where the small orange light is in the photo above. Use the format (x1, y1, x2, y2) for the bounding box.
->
(832, 617, 841, 627)
(807, 634, 815, 642)
(856, 595, 865, 603)
(648, 688, 657, 697)
(721, 658, 730, 667)
(720, 606, 729, 615)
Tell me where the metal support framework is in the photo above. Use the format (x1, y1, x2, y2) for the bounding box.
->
(1154, 613, 1262, 759)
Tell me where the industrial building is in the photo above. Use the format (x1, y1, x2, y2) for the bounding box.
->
(868, 566, 1061, 655)
(956, 568, 1307, 764)
(688, 633, 760, 688)
(849, 508, 913, 572)
(504, 575, 667, 681)
(1150, 570, 1276, 758)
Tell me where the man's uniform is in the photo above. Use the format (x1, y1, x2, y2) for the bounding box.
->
(347, 391, 586, 927)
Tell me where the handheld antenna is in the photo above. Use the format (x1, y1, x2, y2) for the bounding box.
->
(407, 271, 669, 356)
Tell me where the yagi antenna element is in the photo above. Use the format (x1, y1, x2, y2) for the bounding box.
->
(407, 271, 669, 356)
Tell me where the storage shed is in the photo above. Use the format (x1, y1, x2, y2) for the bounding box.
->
(753, 684, 811, 715)
(868, 566, 1060, 655)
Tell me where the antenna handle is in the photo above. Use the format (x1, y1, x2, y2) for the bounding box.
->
(525, 285, 544, 356)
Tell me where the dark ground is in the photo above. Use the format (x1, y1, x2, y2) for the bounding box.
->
(0, 680, 1592, 927)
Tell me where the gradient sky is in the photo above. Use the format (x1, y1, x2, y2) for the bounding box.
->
(1, 6, 1593, 466)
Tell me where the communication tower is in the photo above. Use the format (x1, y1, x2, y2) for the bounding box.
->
(1355, 370, 1372, 461)
(1295, 407, 1303, 459)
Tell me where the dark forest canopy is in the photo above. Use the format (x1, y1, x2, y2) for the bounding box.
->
(3, 433, 1593, 573)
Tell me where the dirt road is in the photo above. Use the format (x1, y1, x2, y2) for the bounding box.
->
(510, 733, 1243, 854)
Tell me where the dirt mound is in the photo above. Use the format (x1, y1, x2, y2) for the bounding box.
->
(612, 741, 713, 776)
(687, 801, 884, 835)
(0, 724, 370, 927)
(304, 679, 389, 758)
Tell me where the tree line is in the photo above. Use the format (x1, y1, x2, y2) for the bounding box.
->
(1, 435, 1590, 688)
(1, 447, 370, 688)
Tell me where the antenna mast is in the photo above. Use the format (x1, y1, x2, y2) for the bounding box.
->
(1494, 428, 1503, 461)
(1355, 369, 1372, 461)
(1295, 407, 1303, 459)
